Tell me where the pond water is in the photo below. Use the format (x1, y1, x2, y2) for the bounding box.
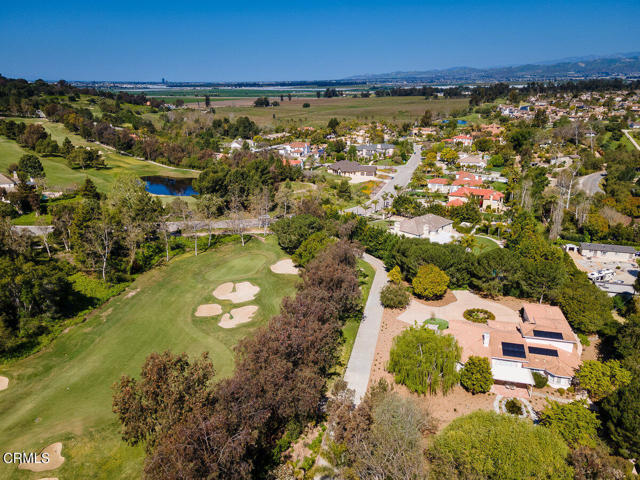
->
(142, 176, 198, 196)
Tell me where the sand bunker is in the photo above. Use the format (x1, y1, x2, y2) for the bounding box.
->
(0, 376, 8, 391)
(213, 282, 260, 303)
(18, 442, 64, 472)
(194, 303, 222, 317)
(218, 306, 258, 328)
(270, 259, 299, 275)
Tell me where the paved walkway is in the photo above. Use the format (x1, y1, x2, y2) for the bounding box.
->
(623, 130, 640, 151)
(344, 253, 387, 404)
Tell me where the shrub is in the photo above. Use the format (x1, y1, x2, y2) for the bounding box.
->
(557, 388, 566, 395)
(532, 371, 548, 389)
(463, 308, 495, 323)
(302, 103, 310, 108)
(380, 283, 410, 309)
(574, 360, 632, 401)
(0, 202, 18, 219)
(577, 333, 591, 346)
(387, 325, 461, 395)
(460, 356, 493, 394)
(411, 264, 449, 299)
(539, 400, 600, 447)
(429, 411, 573, 480)
(387, 265, 402, 284)
(505, 398, 523, 415)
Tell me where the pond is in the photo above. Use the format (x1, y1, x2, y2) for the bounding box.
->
(142, 176, 198, 196)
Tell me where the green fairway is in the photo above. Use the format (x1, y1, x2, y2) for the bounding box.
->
(0, 118, 196, 193)
(0, 236, 298, 479)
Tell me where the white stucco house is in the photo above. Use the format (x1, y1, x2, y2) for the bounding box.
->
(579, 242, 637, 262)
(392, 214, 456, 243)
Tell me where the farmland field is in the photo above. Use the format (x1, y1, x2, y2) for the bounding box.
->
(0, 237, 298, 479)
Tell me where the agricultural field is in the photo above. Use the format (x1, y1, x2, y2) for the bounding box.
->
(0, 237, 298, 479)
(210, 96, 470, 128)
(0, 118, 196, 193)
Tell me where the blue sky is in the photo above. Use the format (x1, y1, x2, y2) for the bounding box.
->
(1, 0, 639, 82)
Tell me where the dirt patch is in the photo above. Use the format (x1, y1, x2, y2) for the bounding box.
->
(218, 306, 258, 328)
(420, 289, 457, 307)
(581, 335, 601, 361)
(18, 442, 64, 472)
(270, 259, 299, 275)
(194, 304, 222, 317)
(125, 288, 140, 299)
(369, 308, 494, 430)
(0, 376, 8, 391)
(213, 282, 260, 303)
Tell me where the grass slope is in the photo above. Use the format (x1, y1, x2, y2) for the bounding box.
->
(0, 236, 297, 479)
(0, 118, 195, 193)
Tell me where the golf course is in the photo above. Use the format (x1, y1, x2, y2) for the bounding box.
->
(0, 236, 299, 479)
(0, 117, 196, 193)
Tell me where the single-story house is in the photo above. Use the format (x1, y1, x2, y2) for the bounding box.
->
(392, 214, 455, 243)
(328, 160, 377, 179)
(579, 242, 637, 262)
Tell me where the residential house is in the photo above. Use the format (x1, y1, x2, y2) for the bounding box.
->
(448, 186, 505, 211)
(356, 143, 395, 159)
(328, 160, 377, 179)
(447, 302, 581, 394)
(392, 214, 455, 243)
(230, 138, 255, 150)
(411, 126, 437, 137)
(278, 142, 310, 158)
(579, 242, 637, 262)
(0, 173, 16, 192)
(458, 154, 487, 169)
(427, 177, 452, 194)
(444, 135, 473, 147)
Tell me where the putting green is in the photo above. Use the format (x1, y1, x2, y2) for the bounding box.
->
(0, 236, 298, 479)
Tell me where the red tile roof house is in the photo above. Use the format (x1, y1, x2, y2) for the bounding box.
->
(448, 187, 505, 211)
(445, 303, 581, 396)
(427, 177, 453, 193)
(452, 134, 473, 147)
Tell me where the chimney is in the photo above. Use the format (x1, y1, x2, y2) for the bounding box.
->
(482, 332, 490, 347)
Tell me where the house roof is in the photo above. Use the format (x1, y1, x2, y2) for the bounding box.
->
(396, 214, 453, 236)
(449, 187, 504, 201)
(428, 178, 450, 185)
(580, 242, 637, 255)
(328, 160, 377, 174)
(0, 173, 15, 185)
(452, 178, 483, 187)
(446, 198, 465, 207)
(521, 303, 577, 344)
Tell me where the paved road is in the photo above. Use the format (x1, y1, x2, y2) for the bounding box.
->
(346, 143, 422, 215)
(623, 130, 640, 151)
(343, 253, 387, 404)
(577, 171, 605, 195)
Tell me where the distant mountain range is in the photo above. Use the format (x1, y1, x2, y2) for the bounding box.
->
(346, 52, 640, 84)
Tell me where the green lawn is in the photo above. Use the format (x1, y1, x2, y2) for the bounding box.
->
(0, 119, 196, 193)
(472, 235, 500, 255)
(0, 236, 298, 479)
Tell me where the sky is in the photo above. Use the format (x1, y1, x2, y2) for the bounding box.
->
(1, 0, 639, 82)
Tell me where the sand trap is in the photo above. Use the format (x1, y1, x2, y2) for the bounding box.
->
(194, 303, 222, 317)
(218, 306, 258, 328)
(213, 282, 260, 303)
(18, 442, 64, 472)
(0, 376, 8, 391)
(270, 259, 299, 275)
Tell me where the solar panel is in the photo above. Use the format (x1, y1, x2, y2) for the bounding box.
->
(528, 346, 559, 357)
(502, 342, 526, 359)
(532, 330, 563, 340)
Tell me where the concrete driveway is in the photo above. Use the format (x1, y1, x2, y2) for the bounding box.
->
(398, 290, 521, 325)
(343, 253, 387, 404)
(577, 171, 605, 195)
